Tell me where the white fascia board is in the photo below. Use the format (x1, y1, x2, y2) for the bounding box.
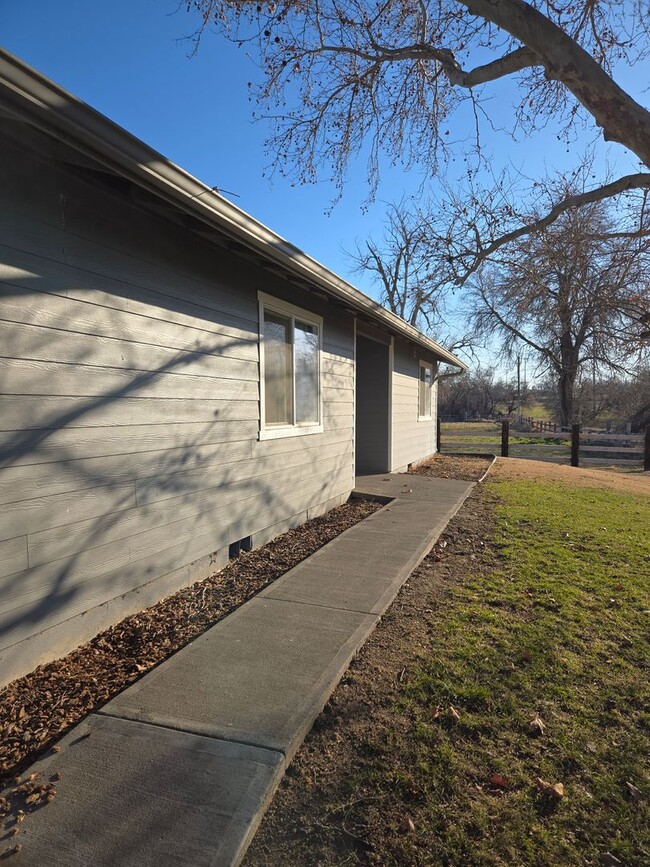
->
(0, 48, 467, 371)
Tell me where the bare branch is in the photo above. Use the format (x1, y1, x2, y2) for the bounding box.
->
(458, 0, 650, 165)
(188, 0, 650, 187)
(450, 173, 650, 286)
(346, 199, 447, 332)
(442, 45, 540, 86)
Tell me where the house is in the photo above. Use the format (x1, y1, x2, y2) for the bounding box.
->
(0, 50, 466, 686)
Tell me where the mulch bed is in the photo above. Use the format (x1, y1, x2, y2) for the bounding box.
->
(0, 498, 380, 782)
(410, 454, 493, 481)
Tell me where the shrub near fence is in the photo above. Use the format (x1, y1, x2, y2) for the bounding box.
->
(440, 420, 649, 470)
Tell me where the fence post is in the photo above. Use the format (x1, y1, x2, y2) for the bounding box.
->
(436, 417, 441, 454)
(645, 426, 650, 471)
(501, 420, 509, 457)
(571, 424, 580, 467)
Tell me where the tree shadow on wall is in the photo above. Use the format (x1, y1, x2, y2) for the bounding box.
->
(0, 276, 351, 660)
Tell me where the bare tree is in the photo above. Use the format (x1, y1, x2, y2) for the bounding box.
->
(493, 376, 530, 416)
(346, 199, 478, 361)
(187, 1, 650, 240)
(467, 200, 650, 426)
(602, 367, 650, 431)
(438, 367, 497, 419)
(347, 200, 443, 328)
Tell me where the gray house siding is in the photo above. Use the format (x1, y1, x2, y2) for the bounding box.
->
(0, 129, 355, 685)
(391, 337, 438, 472)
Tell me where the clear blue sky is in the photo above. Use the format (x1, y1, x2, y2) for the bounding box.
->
(1, 0, 645, 314)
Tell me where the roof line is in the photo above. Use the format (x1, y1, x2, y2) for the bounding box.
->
(0, 48, 467, 370)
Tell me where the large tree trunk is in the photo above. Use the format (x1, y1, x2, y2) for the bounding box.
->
(460, 0, 650, 167)
(557, 336, 579, 427)
(558, 369, 576, 428)
(557, 321, 579, 427)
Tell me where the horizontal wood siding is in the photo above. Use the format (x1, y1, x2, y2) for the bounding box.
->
(0, 130, 355, 683)
(391, 337, 438, 471)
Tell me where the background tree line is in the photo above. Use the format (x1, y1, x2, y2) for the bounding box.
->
(439, 365, 650, 432)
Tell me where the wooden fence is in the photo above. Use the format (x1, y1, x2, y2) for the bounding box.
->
(520, 417, 558, 433)
(438, 419, 650, 470)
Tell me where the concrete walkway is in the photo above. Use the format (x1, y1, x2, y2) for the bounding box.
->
(10, 474, 474, 867)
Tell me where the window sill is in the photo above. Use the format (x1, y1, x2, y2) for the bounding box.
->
(417, 415, 433, 422)
(258, 424, 324, 441)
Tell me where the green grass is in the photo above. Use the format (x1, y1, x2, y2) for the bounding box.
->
(441, 422, 499, 433)
(353, 481, 650, 865)
(442, 435, 568, 446)
(521, 401, 552, 421)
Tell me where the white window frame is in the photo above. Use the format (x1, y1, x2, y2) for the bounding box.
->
(418, 360, 433, 421)
(258, 292, 324, 440)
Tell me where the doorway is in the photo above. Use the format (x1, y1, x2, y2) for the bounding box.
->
(355, 332, 391, 474)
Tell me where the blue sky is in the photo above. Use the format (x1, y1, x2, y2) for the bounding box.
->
(2, 0, 646, 322)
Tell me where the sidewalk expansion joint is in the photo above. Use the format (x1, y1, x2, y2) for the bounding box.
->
(260, 594, 382, 616)
(95, 709, 287, 760)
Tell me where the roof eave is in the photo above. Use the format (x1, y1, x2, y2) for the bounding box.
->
(0, 48, 467, 370)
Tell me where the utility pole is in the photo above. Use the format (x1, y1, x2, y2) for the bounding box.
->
(523, 356, 527, 395)
(592, 356, 596, 419)
(516, 355, 521, 420)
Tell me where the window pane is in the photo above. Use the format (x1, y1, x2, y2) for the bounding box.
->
(264, 312, 293, 425)
(419, 365, 432, 417)
(295, 320, 319, 424)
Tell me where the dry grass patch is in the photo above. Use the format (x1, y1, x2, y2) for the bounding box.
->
(492, 456, 649, 497)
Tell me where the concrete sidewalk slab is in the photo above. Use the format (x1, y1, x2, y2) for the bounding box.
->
(279, 532, 427, 575)
(354, 473, 473, 502)
(9, 714, 283, 867)
(260, 553, 412, 616)
(259, 478, 475, 618)
(100, 597, 377, 760)
(260, 520, 446, 615)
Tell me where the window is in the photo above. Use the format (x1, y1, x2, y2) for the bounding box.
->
(418, 361, 433, 420)
(259, 293, 323, 439)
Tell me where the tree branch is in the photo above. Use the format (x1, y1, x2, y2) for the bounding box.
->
(441, 46, 540, 87)
(458, 0, 650, 166)
(475, 285, 555, 363)
(454, 173, 650, 285)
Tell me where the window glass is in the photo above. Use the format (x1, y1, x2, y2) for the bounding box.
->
(294, 320, 320, 424)
(264, 311, 293, 425)
(419, 364, 432, 418)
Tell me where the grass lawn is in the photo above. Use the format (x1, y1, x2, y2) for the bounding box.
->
(519, 401, 552, 421)
(246, 468, 649, 866)
(441, 422, 499, 433)
(442, 435, 568, 446)
(390, 480, 649, 865)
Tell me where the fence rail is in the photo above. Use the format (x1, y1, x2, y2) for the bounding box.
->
(438, 419, 649, 470)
